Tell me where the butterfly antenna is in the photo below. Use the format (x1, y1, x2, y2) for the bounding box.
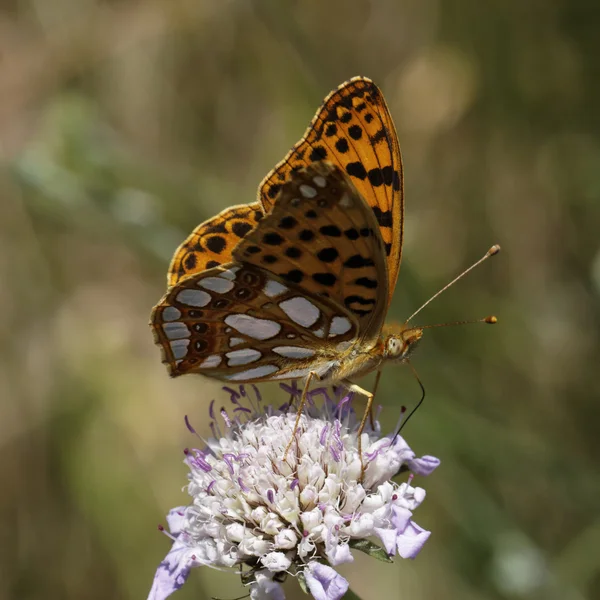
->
(404, 245, 501, 325)
(418, 315, 498, 330)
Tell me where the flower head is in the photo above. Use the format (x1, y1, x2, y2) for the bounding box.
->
(148, 384, 439, 600)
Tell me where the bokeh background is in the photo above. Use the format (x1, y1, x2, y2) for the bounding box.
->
(2, 1, 599, 599)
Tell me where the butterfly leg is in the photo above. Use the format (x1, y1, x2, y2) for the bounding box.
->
(283, 371, 321, 459)
(369, 370, 383, 429)
(342, 380, 374, 477)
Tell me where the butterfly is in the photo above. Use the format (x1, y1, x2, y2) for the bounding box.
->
(151, 77, 497, 458)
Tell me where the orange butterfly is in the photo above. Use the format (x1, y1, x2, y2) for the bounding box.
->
(151, 77, 498, 457)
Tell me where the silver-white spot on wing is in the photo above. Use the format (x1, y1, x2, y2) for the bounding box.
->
(162, 322, 191, 340)
(313, 327, 325, 338)
(329, 316, 352, 337)
(224, 364, 279, 381)
(270, 367, 313, 380)
(198, 277, 234, 294)
(229, 337, 245, 347)
(199, 354, 222, 368)
(264, 279, 288, 298)
(170, 339, 190, 359)
(162, 306, 182, 322)
(224, 314, 282, 340)
(226, 348, 262, 366)
(219, 267, 240, 280)
(176, 289, 211, 307)
(272, 346, 316, 359)
(279, 297, 320, 328)
(313, 175, 327, 188)
(299, 184, 317, 198)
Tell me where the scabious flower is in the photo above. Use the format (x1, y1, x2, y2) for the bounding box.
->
(148, 383, 440, 600)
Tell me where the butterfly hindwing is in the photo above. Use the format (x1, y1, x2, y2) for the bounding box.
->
(151, 262, 359, 380)
(238, 161, 389, 341)
(168, 201, 264, 287)
(258, 77, 403, 305)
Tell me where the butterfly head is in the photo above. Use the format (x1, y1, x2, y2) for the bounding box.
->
(383, 325, 423, 362)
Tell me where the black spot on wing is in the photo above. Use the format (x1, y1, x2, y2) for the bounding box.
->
(285, 247, 302, 259)
(354, 277, 378, 289)
(278, 216, 297, 229)
(263, 232, 284, 246)
(382, 166, 394, 186)
(310, 146, 328, 161)
(346, 162, 367, 180)
(206, 236, 226, 254)
(282, 270, 304, 284)
(335, 138, 349, 153)
(367, 168, 384, 187)
(372, 206, 393, 228)
(317, 247, 339, 263)
(348, 125, 362, 140)
(370, 127, 388, 144)
(184, 253, 197, 270)
(320, 225, 342, 237)
(344, 254, 375, 269)
(313, 273, 337, 286)
(268, 184, 281, 199)
(232, 221, 253, 237)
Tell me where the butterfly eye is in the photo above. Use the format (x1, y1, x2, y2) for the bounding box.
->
(386, 337, 403, 357)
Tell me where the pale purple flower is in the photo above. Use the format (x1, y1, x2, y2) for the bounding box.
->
(148, 384, 439, 600)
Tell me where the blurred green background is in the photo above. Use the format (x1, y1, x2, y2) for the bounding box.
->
(2, 1, 599, 599)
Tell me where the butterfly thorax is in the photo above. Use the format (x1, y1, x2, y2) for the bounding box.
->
(320, 323, 423, 383)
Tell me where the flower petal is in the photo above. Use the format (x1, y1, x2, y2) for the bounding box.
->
(304, 562, 349, 600)
(165, 508, 186, 536)
(408, 455, 440, 476)
(396, 520, 431, 559)
(250, 572, 286, 600)
(147, 539, 196, 600)
(374, 527, 398, 556)
(325, 541, 353, 566)
(262, 551, 292, 572)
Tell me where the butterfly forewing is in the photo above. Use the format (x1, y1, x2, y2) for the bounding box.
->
(168, 201, 264, 286)
(258, 77, 403, 305)
(151, 262, 359, 380)
(237, 161, 388, 342)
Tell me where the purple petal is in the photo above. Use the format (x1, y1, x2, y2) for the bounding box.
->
(374, 527, 398, 555)
(408, 455, 440, 476)
(390, 505, 412, 534)
(147, 539, 196, 600)
(304, 562, 349, 600)
(396, 520, 431, 559)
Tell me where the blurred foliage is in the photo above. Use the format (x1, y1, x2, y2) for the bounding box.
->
(1, 1, 599, 599)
